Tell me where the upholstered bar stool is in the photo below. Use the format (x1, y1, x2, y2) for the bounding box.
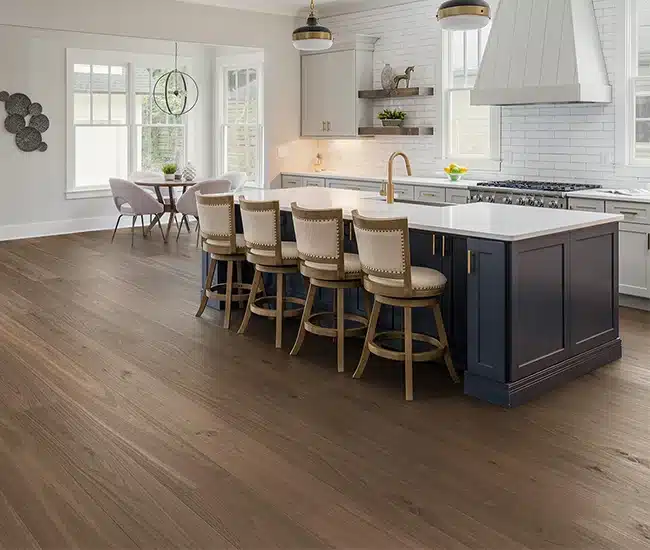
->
(351, 210, 460, 401)
(195, 193, 260, 329)
(238, 199, 305, 348)
(289, 203, 370, 373)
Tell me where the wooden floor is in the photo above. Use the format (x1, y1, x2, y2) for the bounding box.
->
(0, 226, 648, 550)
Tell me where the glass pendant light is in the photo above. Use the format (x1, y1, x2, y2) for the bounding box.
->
(292, 0, 333, 52)
(436, 0, 491, 31)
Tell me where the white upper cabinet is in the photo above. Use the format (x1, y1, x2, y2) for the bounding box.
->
(301, 35, 377, 138)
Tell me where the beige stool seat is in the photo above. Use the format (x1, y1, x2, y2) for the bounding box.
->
(250, 241, 299, 262)
(303, 252, 362, 280)
(203, 234, 246, 254)
(351, 210, 460, 401)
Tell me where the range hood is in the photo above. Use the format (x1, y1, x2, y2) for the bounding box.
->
(471, 0, 612, 106)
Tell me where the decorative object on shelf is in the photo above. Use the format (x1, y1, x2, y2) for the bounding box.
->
(436, 0, 491, 31)
(182, 161, 197, 182)
(162, 163, 178, 182)
(312, 152, 325, 172)
(381, 64, 396, 91)
(444, 163, 468, 182)
(292, 0, 333, 51)
(378, 109, 406, 127)
(0, 91, 49, 153)
(394, 66, 415, 89)
(153, 43, 199, 117)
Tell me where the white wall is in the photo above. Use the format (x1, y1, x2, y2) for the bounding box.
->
(0, 0, 312, 240)
(314, 0, 647, 187)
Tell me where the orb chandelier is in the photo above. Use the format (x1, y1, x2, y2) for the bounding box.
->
(153, 43, 199, 116)
(292, 0, 333, 52)
(436, 0, 491, 31)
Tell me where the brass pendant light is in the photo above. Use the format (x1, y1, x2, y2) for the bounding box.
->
(292, 0, 333, 51)
(436, 0, 491, 31)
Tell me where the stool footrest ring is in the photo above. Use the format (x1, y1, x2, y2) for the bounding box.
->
(305, 311, 369, 338)
(368, 331, 446, 363)
(251, 296, 305, 319)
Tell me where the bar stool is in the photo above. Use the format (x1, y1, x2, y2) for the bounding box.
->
(289, 203, 370, 373)
(195, 193, 259, 329)
(238, 199, 305, 348)
(351, 210, 460, 401)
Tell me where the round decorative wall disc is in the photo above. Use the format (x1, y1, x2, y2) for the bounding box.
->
(5, 93, 31, 116)
(15, 127, 42, 152)
(4, 114, 26, 134)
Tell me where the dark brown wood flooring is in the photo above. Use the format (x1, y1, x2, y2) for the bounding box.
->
(0, 226, 648, 549)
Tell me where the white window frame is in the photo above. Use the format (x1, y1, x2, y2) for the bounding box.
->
(616, 0, 650, 176)
(216, 52, 264, 188)
(440, 27, 501, 172)
(66, 48, 190, 199)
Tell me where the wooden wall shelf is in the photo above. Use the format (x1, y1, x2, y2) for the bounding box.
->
(358, 87, 435, 99)
(358, 127, 434, 136)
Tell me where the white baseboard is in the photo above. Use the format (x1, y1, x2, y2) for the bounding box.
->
(620, 294, 650, 312)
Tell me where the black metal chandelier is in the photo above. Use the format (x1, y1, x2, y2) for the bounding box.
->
(153, 43, 199, 117)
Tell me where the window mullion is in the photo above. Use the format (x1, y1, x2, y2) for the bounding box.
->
(127, 62, 136, 175)
(89, 65, 94, 123)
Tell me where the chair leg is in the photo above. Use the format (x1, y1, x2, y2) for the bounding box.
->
(238, 269, 262, 335)
(184, 216, 191, 233)
(404, 306, 414, 401)
(141, 216, 146, 237)
(275, 273, 284, 349)
(131, 216, 137, 247)
(176, 215, 185, 242)
(236, 261, 244, 309)
(157, 217, 166, 241)
(353, 299, 381, 380)
(336, 287, 345, 373)
(433, 302, 460, 383)
(196, 224, 201, 248)
(290, 283, 317, 356)
(224, 261, 234, 330)
(196, 257, 217, 318)
(111, 215, 123, 243)
(363, 289, 373, 318)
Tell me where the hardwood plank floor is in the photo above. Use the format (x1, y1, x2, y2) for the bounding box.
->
(0, 226, 648, 549)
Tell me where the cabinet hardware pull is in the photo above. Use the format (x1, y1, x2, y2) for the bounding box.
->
(618, 210, 640, 216)
(322, 121, 326, 131)
(467, 250, 472, 274)
(442, 236, 446, 257)
(327, 121, 331, 131)
(432, 234, 436, 255)
(648, 234, 650, 251)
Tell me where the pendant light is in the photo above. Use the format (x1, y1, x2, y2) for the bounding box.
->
(153, 43, 199, 116)
(292, 0, 333, 52)
(436, 0, 491, 31)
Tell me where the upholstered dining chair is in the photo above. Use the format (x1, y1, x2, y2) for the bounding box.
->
(219, 171, 247, 194)
(109, 178, 165, 246)
(175, 179, 232, 244)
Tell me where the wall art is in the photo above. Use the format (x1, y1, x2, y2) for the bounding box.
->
(0, 91, 49, 152)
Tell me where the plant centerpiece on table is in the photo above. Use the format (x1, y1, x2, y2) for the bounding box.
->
(378, 108, 406, 127)
(162, 163, 178, 182)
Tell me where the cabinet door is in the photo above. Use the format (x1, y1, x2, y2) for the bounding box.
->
(324, 50, 357, 137)
(301, 54, 328, 137)
(619, 223, 650, 297)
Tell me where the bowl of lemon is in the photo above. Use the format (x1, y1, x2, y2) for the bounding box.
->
(444, 163, 468, 182)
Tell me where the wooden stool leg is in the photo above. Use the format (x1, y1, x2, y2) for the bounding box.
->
(336, 288, 345, 373)
(433, 302, 460, 383)
(275, 273, 284, 349)
(196, 257, 217, 318)
(353, 299, 381, 380)
(236, 261, 244, 309)
(238, 269, 261, 335)
(224, 261, 234, 330)
(363, 289, 373, 318)
(404, 306, 414, 401)
(290, 283, 317, 356)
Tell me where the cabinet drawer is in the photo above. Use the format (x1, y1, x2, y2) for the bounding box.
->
(606, 201, 650, 224)
(568, 198, 605, 212)
(303, 177, 325, 187)
(393, 184, 415, 201)
(415, 187, 446, 204)
(282, 175, 302, 188)
(327, 179, 381, 193)
(445, 188, 470, 204)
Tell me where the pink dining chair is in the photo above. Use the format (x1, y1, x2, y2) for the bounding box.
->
(109, 178, 165, 246)
(175, 179, 232, 244)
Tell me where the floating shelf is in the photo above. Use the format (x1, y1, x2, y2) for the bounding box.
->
(358, 87, 435, 99)
(358, 127, 434, 136)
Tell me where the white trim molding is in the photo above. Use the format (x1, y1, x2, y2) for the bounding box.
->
(0, 215, 117, 242)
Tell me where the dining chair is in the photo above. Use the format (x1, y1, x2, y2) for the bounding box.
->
(219, 171, 247, 194)
(109, 178, 165, 246)
(175, 179, 232, 244)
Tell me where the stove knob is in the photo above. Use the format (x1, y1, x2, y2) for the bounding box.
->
(548, 200, 560, 209)
(476, 194, 484, 202)
(516, 196, 526, 206)
(527, 196, 536, 206)
(503, 196, 513, 205)
(534, 198, 545, 208)
(487, 195, 496, 203)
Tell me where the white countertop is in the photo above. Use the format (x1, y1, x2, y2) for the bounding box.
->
(568, 189, 650, 204)
(236, 188, 622, 241)
(282, 170, 482, 190)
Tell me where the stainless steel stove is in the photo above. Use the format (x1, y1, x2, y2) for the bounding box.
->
(470, 180, 602, 209)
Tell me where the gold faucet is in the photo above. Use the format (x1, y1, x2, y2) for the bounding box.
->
(386, 151, 412, 204)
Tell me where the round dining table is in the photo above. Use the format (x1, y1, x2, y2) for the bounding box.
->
(134, 178, 201, 242)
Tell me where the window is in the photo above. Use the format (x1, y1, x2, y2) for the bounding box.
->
(67, 50, 188, 197)
(218, 55, 264, 187)
(443, 23, 500, 166)
(630, 0, 650, 163)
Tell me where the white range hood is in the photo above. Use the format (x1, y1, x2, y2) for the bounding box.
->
(471, 0, 612, 106)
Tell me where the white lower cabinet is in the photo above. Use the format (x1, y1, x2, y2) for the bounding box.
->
(327, 179, 382, 193)
(281, 175, 302, 188)
(303, 177, 326, 187)
(445, 188, 470, 204)
(619, 222, 650, 298)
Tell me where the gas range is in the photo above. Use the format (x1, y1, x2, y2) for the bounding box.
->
(469, 180, 602, 209)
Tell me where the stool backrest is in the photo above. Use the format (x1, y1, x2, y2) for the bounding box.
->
(196, 193, 237, 254)
(239, 198, 283, 264)
(179, 179, 231, 216)
(351, 209, 412, 290)
(291, 202, 345, 279)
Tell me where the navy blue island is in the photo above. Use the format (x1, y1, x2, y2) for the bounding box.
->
(202, 187, 623, 407)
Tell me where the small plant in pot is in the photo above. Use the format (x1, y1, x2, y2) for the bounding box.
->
(162, 163, 177, 181)
(378, 109, 406, 127)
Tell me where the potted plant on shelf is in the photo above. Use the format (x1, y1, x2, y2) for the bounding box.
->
(162, 163, 177, 182)
(378, 109, 406, 127)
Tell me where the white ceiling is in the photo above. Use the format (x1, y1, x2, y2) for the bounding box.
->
(176, 0, 414, 17)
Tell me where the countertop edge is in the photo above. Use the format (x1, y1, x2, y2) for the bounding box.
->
(281, 171, 476, 189)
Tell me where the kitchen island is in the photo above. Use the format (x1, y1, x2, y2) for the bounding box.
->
(203, 188, 623, 406)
